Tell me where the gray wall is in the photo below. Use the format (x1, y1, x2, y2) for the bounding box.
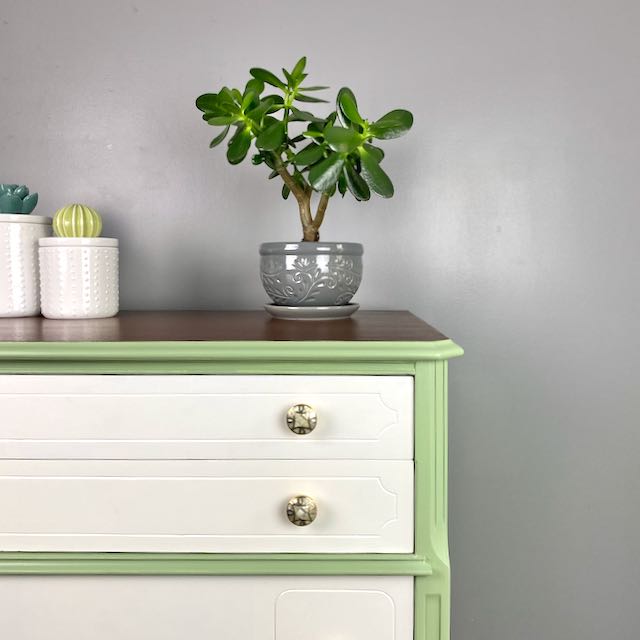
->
(2, 0, 639, 637)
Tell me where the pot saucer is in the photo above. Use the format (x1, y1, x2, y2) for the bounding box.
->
(264, 303, 359, 321)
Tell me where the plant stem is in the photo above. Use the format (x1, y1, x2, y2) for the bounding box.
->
(299, 196, 316, 241)
(313, 193, 330, 235)
(272, 153, 316, 240)
(272, 152, 331, 242)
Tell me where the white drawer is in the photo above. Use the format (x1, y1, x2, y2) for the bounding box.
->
(0, 459, 413, 553)
(0, 375, 413, 460)
(0, 575, 413, 640)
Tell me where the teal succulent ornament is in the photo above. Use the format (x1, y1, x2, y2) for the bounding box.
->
(0, 184, 39, 214)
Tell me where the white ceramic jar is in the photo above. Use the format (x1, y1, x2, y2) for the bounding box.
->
(0, 214, 52, 317)
(39, 237, 119, 319)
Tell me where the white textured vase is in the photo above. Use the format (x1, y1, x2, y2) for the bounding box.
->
(0, 215, 52, 317)
(39, 238, 119, 319)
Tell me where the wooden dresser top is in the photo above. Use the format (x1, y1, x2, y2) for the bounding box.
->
(0, 311, 448, 343)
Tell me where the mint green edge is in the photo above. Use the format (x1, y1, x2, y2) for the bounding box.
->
(0, 336, 462, 640)
(0, 339, 463, 368)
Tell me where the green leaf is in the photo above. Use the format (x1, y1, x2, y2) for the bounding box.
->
(256, 120, 285, 151)
(369, 109, 414, 139)
(261, 94, 285, 114)
(338, 171, 347, 197)
(263, 94, 285, 105)
(308, 153, 345, 192)
(218, 87, 238, 109)
(251, 153, 264, 165)
(282, 68, 295, 86)
(358, 147, 394, 197)
(291, 56, 307, 80)
(262, 153, 276, 170)
(293, 143, 325, 166)
(209, 125, 230, 148)
(207, 115, 239, 126)
(231, 88, 243, 103)
(295, 94, 328, 103)
(299, 86, 329, 91)
(303, 130, 323, 138)
(363, 143, 384, 162)
(202, 107, 226, 119)
(307, 120, 324, 132)
(266, 104, 285, 114)
(344, 162, 371, 201)
(324, 126, 362, 154)
(244, 78, 264, 98)
(282, 183, 291, 200)
(241, 91, 257, 111)
(250, 67, 287, 90)
(261, 115, 278, 128)
(226, 127, 252, 164)
(337, 87, 364, 125)
(293, 170, 308, 190)
(246, 97, 275, 123)
(196, 93, 218, 112)
(289, 108, 325, 123)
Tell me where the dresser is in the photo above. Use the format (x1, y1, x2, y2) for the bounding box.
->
(0, 311, 462, 640)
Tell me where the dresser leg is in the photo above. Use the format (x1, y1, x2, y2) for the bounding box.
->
(414, 359, 451, 640)
(415, 572, 450, 640)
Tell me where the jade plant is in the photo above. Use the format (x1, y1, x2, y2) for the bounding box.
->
(53, 204, 103, 237)
(196, 57, 413, 241)
(0, 184, 38, 214)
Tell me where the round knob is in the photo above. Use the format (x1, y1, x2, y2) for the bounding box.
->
(286, 495, 317, 526)
(286, 404, 317, 435)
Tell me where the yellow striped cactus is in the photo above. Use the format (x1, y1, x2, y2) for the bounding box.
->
(53, 204, 103, 238)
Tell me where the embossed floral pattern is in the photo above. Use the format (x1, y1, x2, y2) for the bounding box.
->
(261, 252, 362, 306)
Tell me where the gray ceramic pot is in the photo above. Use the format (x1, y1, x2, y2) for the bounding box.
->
(260, 242, 363, 306)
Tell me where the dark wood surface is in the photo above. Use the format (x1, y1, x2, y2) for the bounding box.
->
(0, 311, 448, 343)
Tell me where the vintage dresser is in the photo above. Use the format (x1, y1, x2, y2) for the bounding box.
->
(0, 311, 462, 640)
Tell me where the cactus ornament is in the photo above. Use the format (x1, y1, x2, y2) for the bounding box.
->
(0, 184, 38, 214)
(40, 203, 118, 319)
(53, 204, 103, 238)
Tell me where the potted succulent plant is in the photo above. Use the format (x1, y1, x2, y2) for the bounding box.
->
(0, 184, 51, 317)
(196, 57, 413, 319)
(39, 204, 119, 319)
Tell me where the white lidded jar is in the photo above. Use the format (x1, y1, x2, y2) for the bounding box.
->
(0, 214, 52, 317)
(38, 237, 119, 319)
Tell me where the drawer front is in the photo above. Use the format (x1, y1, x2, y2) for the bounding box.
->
(0, 375, 413, 460)
(0, 575, 413, 640)
(0, 460, 413, 553)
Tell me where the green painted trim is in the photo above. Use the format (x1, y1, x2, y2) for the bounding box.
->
(0, 339, 463, 364)
(0, 361, 415, 375)
(0, 553, 432, 576)
(414, 361, 450, 640)
(415, 575, 450, 640)
(414, 360, 450, 563)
